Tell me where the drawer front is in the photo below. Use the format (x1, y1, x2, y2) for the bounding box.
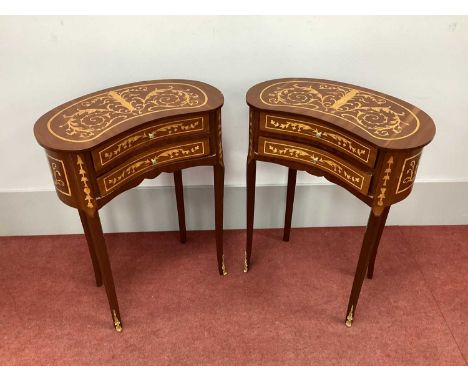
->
(260, 113, 377, 167)
(92, 114, 209, 171)
(258, 137, 372, 195)
(98, 139, 210, 196)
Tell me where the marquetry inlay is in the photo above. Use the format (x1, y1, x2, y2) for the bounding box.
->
(97, 116, 205, 167)
(396, 152, 421, 194)
(377, 156, 394, 206)
(47, 155, 71, 196)
(260, 80, 420, 141)
(260, 138, 370, 193)
(263, 114, 374, 165)
(101, 141, 208, 194)
(76, 155, 94, 209)
(47, 82, 208, 143)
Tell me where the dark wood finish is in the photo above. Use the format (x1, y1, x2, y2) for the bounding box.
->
(345, 208, 389, 327)
(78, 210, 102, 287)
(85, 211, 122, 332)
(366, 206, 390, 280)
(283, 168, 297, 242)
(246, 78, 436, 327)
(173, 170, 187, 244)
(34, 80, 225, 331)
(245, 159, 256, 272)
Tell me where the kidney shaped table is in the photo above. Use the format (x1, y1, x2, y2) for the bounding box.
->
(34, 80, 225, 332)
(245, 78, 435, 327)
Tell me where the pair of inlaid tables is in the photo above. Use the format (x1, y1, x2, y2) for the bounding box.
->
(34, 78, 435, 332)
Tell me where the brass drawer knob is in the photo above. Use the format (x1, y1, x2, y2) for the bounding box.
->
(151, 158, 158, 165)
(148, 132, 156, 139)
(315, 131, 322, 139)
(312, 156, 319, 164)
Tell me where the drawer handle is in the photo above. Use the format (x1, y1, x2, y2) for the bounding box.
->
(312, 156, 319, 164)
(148, 132, 156, 139)
(315, 131, 322, 139)
(151, 158, 158, 166)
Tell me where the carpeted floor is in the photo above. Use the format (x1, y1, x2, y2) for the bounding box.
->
(0, 226, 467, 365)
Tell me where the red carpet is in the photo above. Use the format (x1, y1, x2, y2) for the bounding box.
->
(0, 226, 467, 365)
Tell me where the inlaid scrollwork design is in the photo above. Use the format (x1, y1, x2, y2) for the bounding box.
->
(47, 155, 71, 196)
(396, 152, 421, 194)
(98, 117, 204, 167)
(102, 141, 208, 194)
(265, 115, 371, 163)
(262, 139, 368, 192)
(48, 82, 208, 143)
(260, 81, 420, 140)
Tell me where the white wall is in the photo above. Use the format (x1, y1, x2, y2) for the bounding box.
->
(1, 16, 468, 234)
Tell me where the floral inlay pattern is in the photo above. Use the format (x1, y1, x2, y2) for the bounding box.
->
(101, 141, 208, 194)
(262, 139, 368, 192)
(396, 152, 421, 194)
(377, 156, 394, 206)
(260, 81, 420, 140)
(77, 155, 94, 208)
(47, 82, 208, 143)
(98, 116, 205, 167)
(264, 115, 372, 164)
(47, 155, 71, 196)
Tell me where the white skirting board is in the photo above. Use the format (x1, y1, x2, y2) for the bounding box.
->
(0, 181, 467, 236)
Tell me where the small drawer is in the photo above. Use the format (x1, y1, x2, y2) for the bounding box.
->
(260, 113, 377, 168)
(258, 137, 372, 195)
(92, 114, 209, 171)
(98, 139, 210, 196)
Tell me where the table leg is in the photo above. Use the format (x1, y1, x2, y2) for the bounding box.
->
(283, 168, 297, 242)
(79, 210, 102, 287)
(344, 208, 388, 327)
(84, 210, 123, 332)
(214, 163, 226, 276)
(245, 159, 257, 272)
(173, 170, 187, 244)
(367, 206, 390, 279)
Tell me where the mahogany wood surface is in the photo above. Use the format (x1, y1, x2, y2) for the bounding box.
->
(34, 80, 225, 331)
(245, 78, 436, 327)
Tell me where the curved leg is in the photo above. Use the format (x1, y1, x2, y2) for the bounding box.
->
(245, 159, 257, 272)
(283, 168, 297, 242)
(214, 163, 226, 275)
(84, 210, 122, 332)
(345, 208, 388, 327)
(79, 210, 102, 287)
(367, 206, 390, 279)
(173, 170, 187, 244)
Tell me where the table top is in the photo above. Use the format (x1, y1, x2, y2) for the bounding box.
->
(34, 80, 224, 151)
(246, 78, 435, 150)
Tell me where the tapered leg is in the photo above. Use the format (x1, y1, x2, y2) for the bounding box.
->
(173, 170, 187, 244)
(245, 159, 257, 272)
(79, 210, 102, 287)
(214, 164, 226, 276)
(84, 210, 122, 332)
(367, 206, 390, 279)
(345, 208, 389, 327)
(283, 168, 297, 242)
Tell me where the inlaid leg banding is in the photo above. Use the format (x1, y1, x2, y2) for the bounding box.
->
(84, 211, 123, 332)
(345, 209, 388, 327)
(173, 170, 187, 244)
(245, 159, 257, 272)
(283, 168, 297, 242)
